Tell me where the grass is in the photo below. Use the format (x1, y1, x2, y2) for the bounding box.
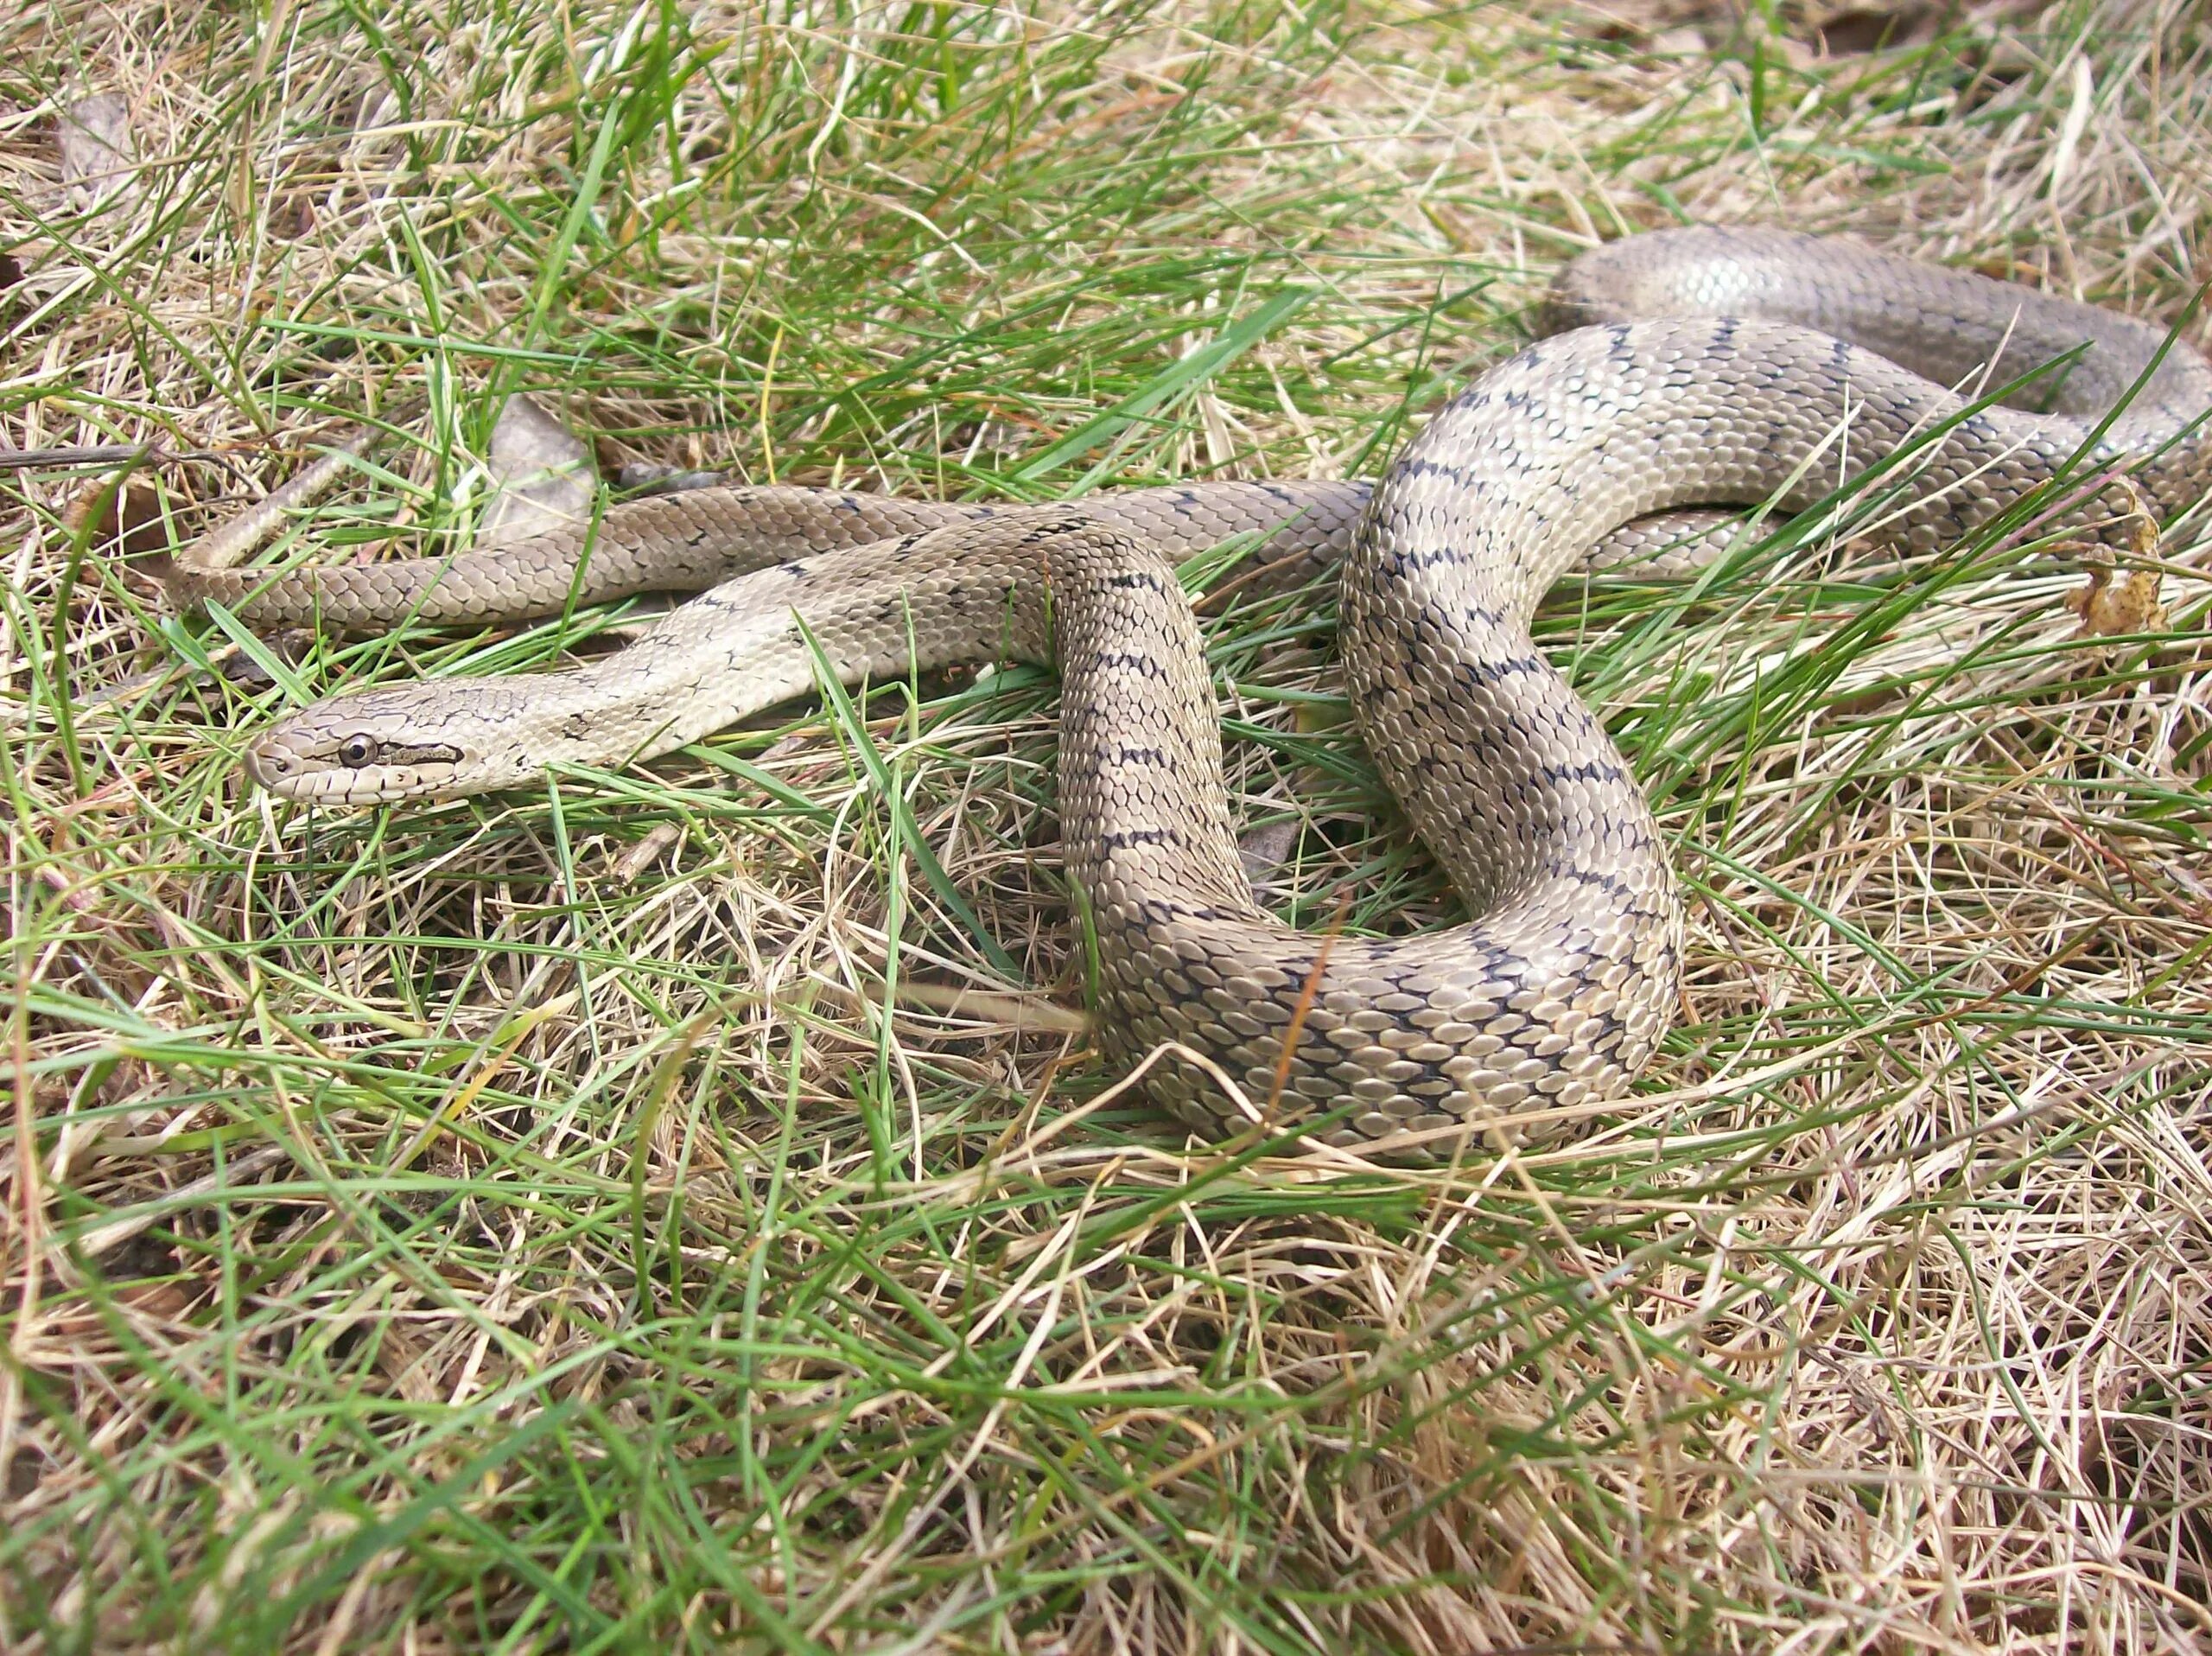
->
(4, 0, 2211, 1649)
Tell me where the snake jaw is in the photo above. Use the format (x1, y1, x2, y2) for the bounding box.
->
(246, 716, 467, 806)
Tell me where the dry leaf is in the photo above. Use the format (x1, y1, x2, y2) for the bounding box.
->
(2065, 500, 2168, 640)
(2068, 559, 2167, 639)
(65, 470, 168, 558)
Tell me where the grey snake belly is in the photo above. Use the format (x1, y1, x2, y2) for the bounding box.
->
(191, 227, 2212, 1148)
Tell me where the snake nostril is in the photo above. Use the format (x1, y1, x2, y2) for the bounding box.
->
(245, 745, 296, 788)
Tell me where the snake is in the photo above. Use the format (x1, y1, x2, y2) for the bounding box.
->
(181, 227, 2211, 1148)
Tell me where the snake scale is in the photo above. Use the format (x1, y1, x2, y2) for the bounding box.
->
(187, 228, 2212, 1147)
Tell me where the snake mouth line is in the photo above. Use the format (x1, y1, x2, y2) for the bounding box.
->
(245, 727, 468, 804)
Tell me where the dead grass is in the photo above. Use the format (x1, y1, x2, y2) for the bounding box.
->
(3, 0, 2211, 1650)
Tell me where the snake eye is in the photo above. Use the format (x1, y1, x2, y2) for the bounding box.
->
(336, 734, 382, 769)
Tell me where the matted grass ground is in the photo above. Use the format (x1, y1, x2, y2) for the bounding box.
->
(4, 1, 2210, 1649)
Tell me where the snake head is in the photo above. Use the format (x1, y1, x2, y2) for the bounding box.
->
(246, 694, 473, 806)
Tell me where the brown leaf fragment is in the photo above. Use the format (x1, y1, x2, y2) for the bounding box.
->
(65, 470, 168, 558)
(2066, 499, 2168, 640)
(2067, 563, 2166, 639)
(613, 821, 686, 881)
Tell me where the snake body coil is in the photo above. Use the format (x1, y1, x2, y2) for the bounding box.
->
(201, 229, 2212, 1146)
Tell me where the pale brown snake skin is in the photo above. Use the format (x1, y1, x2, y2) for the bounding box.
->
(190, 228, 2212, 1147)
